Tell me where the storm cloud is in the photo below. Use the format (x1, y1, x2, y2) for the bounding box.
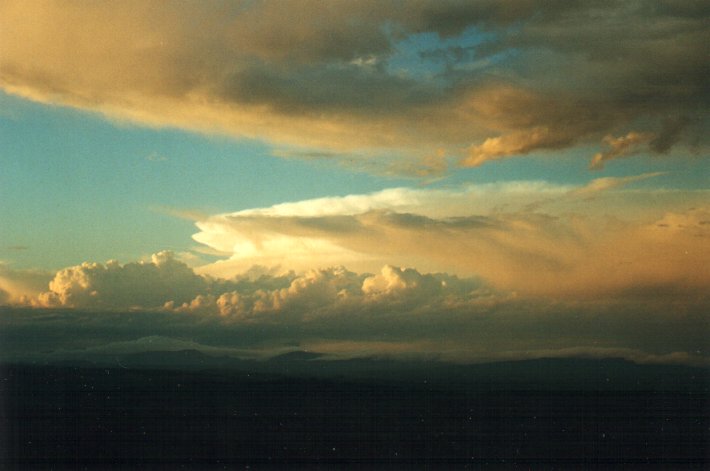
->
(3, 180, 706, 367)
(192, 180, 710, 298)
(2, 258, 707, 367)
(1, 0, 707, 172)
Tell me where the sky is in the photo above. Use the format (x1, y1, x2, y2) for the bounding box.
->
(0, 1, 708, 366)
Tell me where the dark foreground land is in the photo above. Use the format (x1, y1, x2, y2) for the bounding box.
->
(1, 356, 708, 469)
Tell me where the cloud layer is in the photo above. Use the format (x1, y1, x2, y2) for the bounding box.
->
(1, 1, 707, 171)
(2, 178, 706, 367)
(192, 180, 710, 298)
(2, 255, 707, 367)
(0, 264, 52, 304)
(36, 251, 207, 309)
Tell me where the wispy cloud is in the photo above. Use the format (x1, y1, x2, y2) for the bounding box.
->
(145, 151, 168, 162)
(0, 263, 52, 303)
(570, 172, 666, 197)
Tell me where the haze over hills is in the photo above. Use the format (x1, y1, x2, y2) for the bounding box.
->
(12, 348, 709, 393)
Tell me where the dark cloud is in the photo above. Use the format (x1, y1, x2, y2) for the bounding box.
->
(220, 61, 440, 116)
(2, 283, 707, 366)
(0, 0, 706, 169)
(0, 205, 705, 368)
(649, 117, 690, 154)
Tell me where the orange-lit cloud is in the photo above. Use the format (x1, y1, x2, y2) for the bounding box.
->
(462, 127, 574, 167)
(3, 181, 706, 367)
(35, 251, 207, 309)
(191, 181, 710, 298)
(1, 1, 706, 171)
(589, 132, 656, 170)
(0, 264, 52, 304)
(3, 255, 707, 367)
(14, 179, 702, 308)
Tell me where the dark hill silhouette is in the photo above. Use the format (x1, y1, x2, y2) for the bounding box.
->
(1, 355, 707, 468)
(21, 349, 710, 392)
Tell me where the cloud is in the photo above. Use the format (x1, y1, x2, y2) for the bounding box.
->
(35, 251, 207, 309)
(651, 207, 710, 236)
(1, 1, 706, 171)
(226, 188, 422, 218)
(589, 121, 695, 169)
(2, 262, 707, 366)
(589, 132, 656, 170)
(462, 127, 572, 167)
(362, 265, 443, 297)
(20, 254, 492, 325)
(3, 193, 707, 367)
(188, 266, 367, 319)
(191, 181, 710, 298)
(164, 264, 485, 322)
(146, 152, 168, 162)
(0, 264, 52, 304)
(570, 172, 665, 197)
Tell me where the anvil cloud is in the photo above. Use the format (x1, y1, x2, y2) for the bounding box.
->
(193, 180, 710, 298)
(3, 178, 705, 366)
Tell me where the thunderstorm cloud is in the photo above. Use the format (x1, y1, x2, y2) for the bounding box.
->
(3, 180, 707, 367)
(1, 1, 707, 172)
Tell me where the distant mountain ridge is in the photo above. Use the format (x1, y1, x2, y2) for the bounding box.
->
(7, 349, 708, 392)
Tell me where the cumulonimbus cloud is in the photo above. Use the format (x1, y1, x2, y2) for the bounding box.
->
(3, 255, 708, 367)
(28, 251, 486, 318)
(190, 180, 710, 298)
(35, 251, 207, 309)
(1, 1, 706, 171)
(2, 179, 706, 367)
(17, 179, 706, 311)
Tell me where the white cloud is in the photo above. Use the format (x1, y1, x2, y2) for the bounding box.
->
(230, 188, 421, 218)
(2, 243, 706, 367)
(209, 266, 366, 319)
(35, 251, 207, 309)
(362, 265, 445, 299)
(192, 182, 710, 297)
(3, 266, 707, 366)
(2, 180, 706, 367)
(169, 265, 485, 322)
